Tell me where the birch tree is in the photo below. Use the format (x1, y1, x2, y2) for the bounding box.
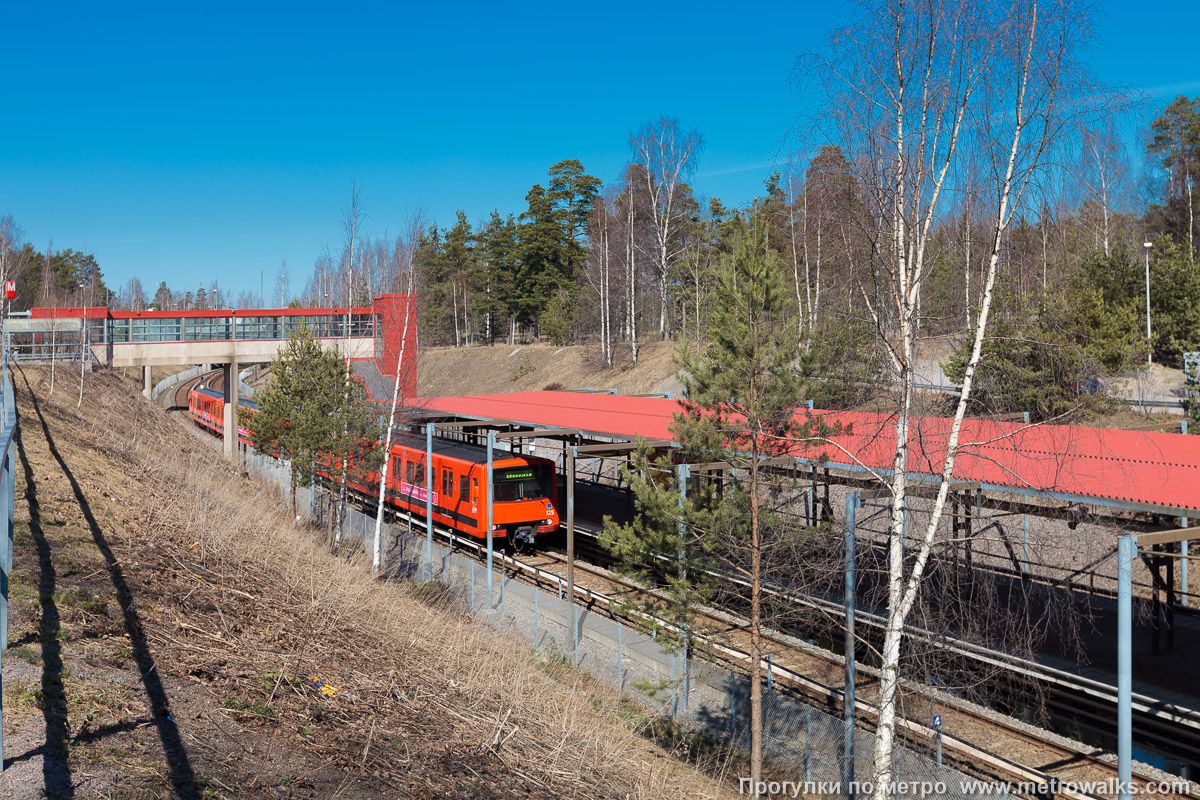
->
(586, 192, 618, 367)
(0, 216, 29, 317)
(1078, 124, 1132, 259)
(605, 222, 828, 792)
(373, 211, 424, 573)
(630, 117, 704, 339)
(804, 0, 1110, 791)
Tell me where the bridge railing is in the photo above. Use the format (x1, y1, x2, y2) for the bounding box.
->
(107, 312, 376, 344)
(0, 351, 18, 771)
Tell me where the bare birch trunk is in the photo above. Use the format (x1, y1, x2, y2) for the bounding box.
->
(871, 11, 1042, 793)
(1189, 166, 1194, 264)
(373, 293, 415, 573)
(813, 218, 822, 335)
(659, 242, 669, 340)
(964, 210, 972, 331)
(803, 191, 815, 338)
(1041, 223, 1048, 291)
(792, 200, 806, 344)
(627, 201, 639, 366)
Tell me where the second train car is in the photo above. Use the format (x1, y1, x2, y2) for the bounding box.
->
(188, 386, 559, 546)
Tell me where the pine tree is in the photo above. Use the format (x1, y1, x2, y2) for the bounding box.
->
(604, 223, 830, 787)
(477, 211, 518, 344)
(516, 184, 567, 336)
(250, 327, 380, 519)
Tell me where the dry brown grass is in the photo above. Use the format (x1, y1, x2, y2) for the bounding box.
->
(417, 341, 684, 398)
(1, 365, 737, 799)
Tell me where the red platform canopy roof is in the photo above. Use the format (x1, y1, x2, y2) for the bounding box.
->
(415, 391, 1200, 516)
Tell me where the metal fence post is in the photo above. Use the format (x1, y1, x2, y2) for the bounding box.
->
(617, 622, 623, 690)
(568, 446, 577, 665)
(805, 704, 812, 783)
(1023, 513, 1030, 575)
(534, 583, 538, 640)
(1, 350, 11, 773)
(1118, 534, 1134, 800)
(729, 671, 736, 741)
(677, 463, 689, 709)
(843, 491, 859, 795)
(0, 443, 8, 653)
(671, 652, 677, 718)
(1180, 520, 1190, 606)
(486, 431, 495, 589)
(425, 423, 433, 582)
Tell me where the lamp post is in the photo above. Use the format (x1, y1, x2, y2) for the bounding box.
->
(1144, 241, 1153, 367)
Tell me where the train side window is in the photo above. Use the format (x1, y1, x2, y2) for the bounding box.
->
(442, 468, 452, 496)
(391, 455, 401, 483)
(459, 474, 469, 501)
(414, 461, 424, 484)
(472, 477, 478, 502)
(405, 461, 414, 484)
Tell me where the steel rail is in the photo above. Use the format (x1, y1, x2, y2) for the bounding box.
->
(365, 499, 1191, 800)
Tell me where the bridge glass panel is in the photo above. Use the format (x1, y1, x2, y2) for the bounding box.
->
(104, 311, 375, 344)
(110, 318, 129, 343)
(131, 318, 183, 342)
(183, 318, 232, 341)
(235, 316, 284, 340)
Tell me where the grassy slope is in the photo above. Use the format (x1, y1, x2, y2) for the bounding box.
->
(0, 366, 735, 800)
(416, 341, 685, 398)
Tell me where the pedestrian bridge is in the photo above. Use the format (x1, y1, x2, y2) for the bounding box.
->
(19, 306, 376, 367)
(11, 294, 416, 461)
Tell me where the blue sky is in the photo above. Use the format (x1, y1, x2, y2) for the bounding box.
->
(2, 0, 1198, 301)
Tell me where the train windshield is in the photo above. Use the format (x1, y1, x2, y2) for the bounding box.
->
(493, 465, 553, 502)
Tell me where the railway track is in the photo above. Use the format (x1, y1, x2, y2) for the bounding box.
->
(167, 368, 223, 410)
(167, 400, 1197, 797)
(546, 510, 1200, 768)
(375, 505, 1197, 800)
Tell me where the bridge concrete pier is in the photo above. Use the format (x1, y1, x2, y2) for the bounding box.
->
(142, 366, 152, 399)
(223, 358, 240, 464)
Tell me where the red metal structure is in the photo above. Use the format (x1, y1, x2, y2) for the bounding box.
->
(29, 295, 414, 394)
(371, 294, 417, 399)
(416, 391, 1200, 516)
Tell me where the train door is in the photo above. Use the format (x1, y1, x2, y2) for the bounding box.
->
(389, 453, 402, 498)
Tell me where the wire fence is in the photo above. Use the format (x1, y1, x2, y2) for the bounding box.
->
(0, 352, 19, 772)
(241, 447, 998, 798)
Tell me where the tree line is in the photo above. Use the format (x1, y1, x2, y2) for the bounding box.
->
(279, 97, 1199, 421)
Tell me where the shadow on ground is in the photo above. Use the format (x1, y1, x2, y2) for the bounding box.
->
(14, 368, 201, 800)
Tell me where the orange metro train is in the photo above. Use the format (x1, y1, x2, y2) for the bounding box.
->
(188, 385, 560, 547)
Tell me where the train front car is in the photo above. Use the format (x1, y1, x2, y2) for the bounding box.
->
(489, 456, 559, 549)
(380, 434, 559, 549)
